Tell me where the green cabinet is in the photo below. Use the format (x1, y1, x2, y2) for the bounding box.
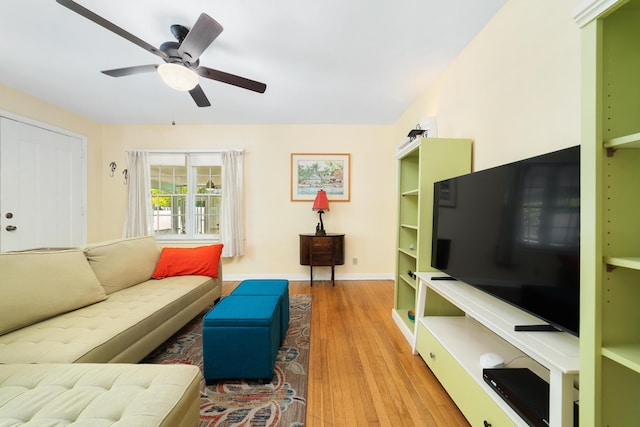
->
(577, 1, 640, 425)
(392, 137, 471, 344)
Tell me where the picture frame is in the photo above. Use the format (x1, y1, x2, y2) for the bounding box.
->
(291, 153, 351, 202)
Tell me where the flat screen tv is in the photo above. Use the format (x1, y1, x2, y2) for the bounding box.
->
(431, 146, 580, 336)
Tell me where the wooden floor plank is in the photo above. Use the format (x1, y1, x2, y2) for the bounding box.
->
(223, 279, 469, 426)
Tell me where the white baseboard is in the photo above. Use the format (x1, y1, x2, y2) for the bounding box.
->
(223, 272, 394, 282)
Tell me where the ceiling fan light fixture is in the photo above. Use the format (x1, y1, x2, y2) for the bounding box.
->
(158, 63, 199, 91)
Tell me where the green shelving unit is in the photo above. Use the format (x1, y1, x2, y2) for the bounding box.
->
(578, 1, 640, 425)
(392, 137, 471, 345)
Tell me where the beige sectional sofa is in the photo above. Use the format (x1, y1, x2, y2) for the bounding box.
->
(0, 236, 222, 426)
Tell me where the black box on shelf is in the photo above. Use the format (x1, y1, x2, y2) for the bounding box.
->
(482, 368, 549, 427)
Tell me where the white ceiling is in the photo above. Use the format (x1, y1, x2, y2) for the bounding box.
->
(0, 0, 506, 125)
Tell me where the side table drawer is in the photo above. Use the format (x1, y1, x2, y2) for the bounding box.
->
(416, 321, 515, 427)
(311, 238, 333, 251)
(310, 237, 334, 265)
(311, 253, 334, 265)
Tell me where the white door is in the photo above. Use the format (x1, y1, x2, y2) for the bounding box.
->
(0, 117, 86, 252)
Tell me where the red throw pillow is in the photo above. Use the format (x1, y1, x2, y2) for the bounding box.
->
(152, 244, 223, 279)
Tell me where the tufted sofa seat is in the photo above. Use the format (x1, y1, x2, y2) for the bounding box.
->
(0, 363, 201, 427)
(0, 276, 216, 364)
(0, 236, 221, 364)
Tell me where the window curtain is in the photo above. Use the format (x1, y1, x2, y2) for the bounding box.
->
(220, 150, 244, 257)
(122, 150, 153, 238)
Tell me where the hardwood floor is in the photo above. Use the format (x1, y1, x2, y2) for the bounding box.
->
(222, 279, 469, 427)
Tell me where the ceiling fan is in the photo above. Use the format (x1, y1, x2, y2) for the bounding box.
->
(56, 0, 267, 107)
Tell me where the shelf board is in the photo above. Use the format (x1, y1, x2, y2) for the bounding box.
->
(398, 247, 417, 259)
(420, 316, 548, 375)
(400, 223, 418, 230)
(603, 132, 640, 150)
(416, 273, 580, 374)
(419, 316, 548, 426)
(399, 274, 417, 289)
(603, 256, 640, 271)
(402, 189, 419, 197)
(602, 344, 640, 373)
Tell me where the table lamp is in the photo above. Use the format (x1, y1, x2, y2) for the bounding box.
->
(312, 190, 329, 236)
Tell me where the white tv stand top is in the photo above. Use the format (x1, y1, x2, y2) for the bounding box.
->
(416, 272, 579, 374)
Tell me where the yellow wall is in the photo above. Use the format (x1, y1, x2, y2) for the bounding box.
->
(394, 0, 582, 171)
(0, 85, 397, 278)
(1, 0, 582, 280)
(99, 124, 397, 279)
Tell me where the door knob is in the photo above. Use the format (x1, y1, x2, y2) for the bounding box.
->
(5, 225, 17, 231)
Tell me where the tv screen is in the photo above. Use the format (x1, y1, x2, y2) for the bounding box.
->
(432, 146, 580, 336)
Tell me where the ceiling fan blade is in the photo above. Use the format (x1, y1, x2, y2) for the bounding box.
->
(178, 14, 223, 64)
(197, 66, 267, 93)
(56, 0, 167, 60)
(189, 85, 211, 107)
(102, 64, 158, 77)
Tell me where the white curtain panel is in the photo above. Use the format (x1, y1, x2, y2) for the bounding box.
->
(122, 150, 153, 238)
(220, 150, 244, 257)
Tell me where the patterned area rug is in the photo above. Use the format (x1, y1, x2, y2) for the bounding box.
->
(143, 294, 311, 427)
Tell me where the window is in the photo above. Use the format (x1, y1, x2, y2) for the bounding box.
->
(149, 153, 222, 240)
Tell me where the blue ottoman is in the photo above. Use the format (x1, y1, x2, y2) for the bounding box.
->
(231, 279, 290, 343)
(202, 295, 281, 382)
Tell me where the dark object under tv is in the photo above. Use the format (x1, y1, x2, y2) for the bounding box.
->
(482, 368, 550, 427)
(431, 146, 580, 336)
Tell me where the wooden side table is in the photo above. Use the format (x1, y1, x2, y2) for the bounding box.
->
(299, 233, 345, 286)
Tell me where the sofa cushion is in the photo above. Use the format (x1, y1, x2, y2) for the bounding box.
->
(0, 250, 107, 336)
(84, 236, 161, 294)
(152, 244, 223, 279)
(0, 363, 202, 427)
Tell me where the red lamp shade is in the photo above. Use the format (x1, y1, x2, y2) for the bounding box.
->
(312, 190, 329, 211)
(312, 190, 329, 235)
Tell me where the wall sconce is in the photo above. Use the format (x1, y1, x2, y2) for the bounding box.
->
(109, 162, 117, 177)
(122, 169, 128, 185)
(312, 189, 330, 236)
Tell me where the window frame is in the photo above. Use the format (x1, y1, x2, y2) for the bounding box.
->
(149, 150, 223, 243)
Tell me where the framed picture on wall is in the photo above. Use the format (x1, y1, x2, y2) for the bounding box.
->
(291, 153, 351, 201)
